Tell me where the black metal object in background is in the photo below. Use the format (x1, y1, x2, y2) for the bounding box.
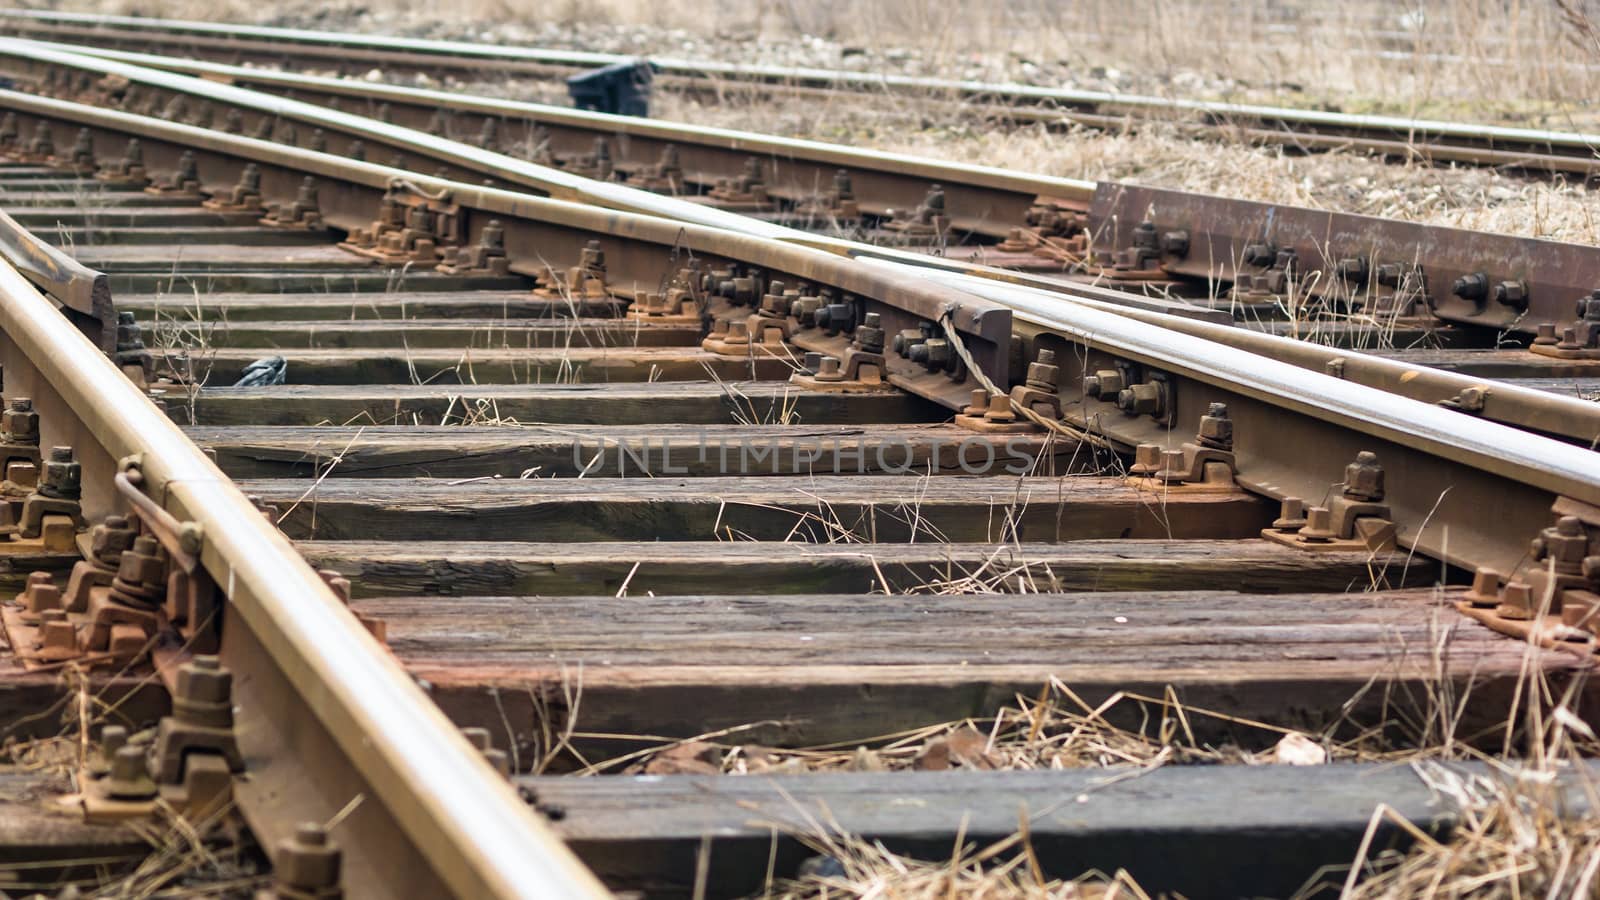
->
(566, 60, 652, 117)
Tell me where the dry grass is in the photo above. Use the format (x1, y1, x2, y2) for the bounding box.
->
(48, 0, 1600, 125)
(761, 832, 1150, 900)
(30, 0, 1600, 243)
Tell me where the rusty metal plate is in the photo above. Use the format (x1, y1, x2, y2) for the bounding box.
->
(1090, 182, 1600, 335)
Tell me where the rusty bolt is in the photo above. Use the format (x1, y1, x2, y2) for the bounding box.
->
(70, 128, 93, 165)
(101, 725, 128, 763)
(1532, 516, 1589, 574)
(1026, 349, 1059, 391)
(891, 328, 925, 357)
(3, 398, 38, 443)
(1493, 280, 1528, 310)
(106, 745, 156, 800)
(1081, 369, 1124, 400)
(1155, 448, 1187, 481)
(1582, 555, 1600, 589)
(1498, 581, 1534, 619)
(962, 389, 988, 417)
(760, 291, 788, 317)
(853, 312, 885, 354)
(908, 339, 951, 372)
(275, 823, 342, 893)
(21, 572, 61, 620)
(1534, 322, 1561, 346)
(789, 295, 822, 324)
(481, 220, 506, 252)
(813, 356, 845, 383)
(1558, 327, 1584, 352)
(1242, 243, 1275, 267)
(815, 302, 855, 336)
(121, 138, 143, 166)
(173, 656, 233, 730)
(1374, 263, 1407, 287)
(1160, 230, 1190, 257)
(1463, 567, 1503, 608)
(1580, 290, 1600, 321)
(114, 531, 165, 589)
(801, 352, 823, 374)
(1452, 272, 1489, 302)
(39, 446, 80, 500)
(1342, 451, 1384, 502)
(28, 121, 52, 156)
(1336, 257, 1369, 282)
(983, 394, 1016, 424)
(1298, 506, 1336, 543)
(1272, 497, 1307, 532)
(1116, 382, 1164, 418)
(723, 319, 751, 345)
(1196, 402, 1232, 450)
(1130, 221, 1158, 251)
(36, 611, 77, 661)
(1130, 443, 1163, 476)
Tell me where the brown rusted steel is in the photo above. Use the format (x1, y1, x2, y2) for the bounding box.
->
(0, 248, 610, 898)
(10, 10, 1600, 179)
(0, 207, 114, 351)
(880, 260, 1600, 578)
(0, 40, 1092, 245)
(1014, 277, 1600, 446)
(1089, 182, 1600, 337)
(0, 88, 1012, 407)
(8, 58, 1600, 584)
(81, 49, 1093, 240)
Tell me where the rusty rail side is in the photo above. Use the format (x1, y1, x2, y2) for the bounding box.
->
(1089, 182, 1600, 338)
(0, 255, 608, 898)
(0, 88, 1013, 404)
(0, 207, 114, 351)
(5, 8, 1600, 177)
(884, 260, 1600, 576)
(6, 81, 1597, 579)
(54, 45, 1096, 239)
(1000, 277, 1600, 446)
(6, 49, 1593, 441)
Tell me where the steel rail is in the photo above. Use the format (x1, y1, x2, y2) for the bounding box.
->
(6, 66, 1597, 574)
(1085, 182, 1600, 338)
(3, 47, 1592, 439)
(47, 44, 1096, 240)
(0, 207, 113, 351)
(14, 39, 1600, 347)
(993, 277, 1600, 445)
(5, 8, 1599, 177)
(0, 257, 608, 899)
(0, 87, 1013, 401)
(879, 260, 1600, 575)
(6, 45, 1594, 435)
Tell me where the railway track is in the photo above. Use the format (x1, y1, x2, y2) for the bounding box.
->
(0, 31, 1597, 900)
(5, 8, 1600, 180)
